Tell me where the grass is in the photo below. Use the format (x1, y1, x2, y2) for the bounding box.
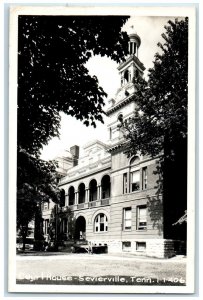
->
(16, 254, 186, 286)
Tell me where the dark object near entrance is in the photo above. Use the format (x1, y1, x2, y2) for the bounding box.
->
(71, 241, 108, 254)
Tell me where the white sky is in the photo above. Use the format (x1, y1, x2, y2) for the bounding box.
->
(40, 16, 180, 160)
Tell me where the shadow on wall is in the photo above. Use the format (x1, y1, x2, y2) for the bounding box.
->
(146, 159, 163, 236)
(147, 153, 187, 242)
(147, 195, 163, 236)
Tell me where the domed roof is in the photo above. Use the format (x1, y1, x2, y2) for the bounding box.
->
(128, 25, 141, 47)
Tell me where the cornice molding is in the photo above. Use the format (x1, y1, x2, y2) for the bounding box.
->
(106, 95, 135, 116)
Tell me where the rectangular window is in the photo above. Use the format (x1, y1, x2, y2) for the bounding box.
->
(123, 173, 128, 194)
(43, 202, 49, 210)
(137, 206, 147, 230)
(123, 207, 132, 230)
(131, 170, 140, 192)
(136, 242, 146, 251)
(122, 241, 131, 252)
(142, 167, 147, 189)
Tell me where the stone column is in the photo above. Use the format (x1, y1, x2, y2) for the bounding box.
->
(75, 191, 78, 205)
(85, 189, 89, 203)
(65, 194, 69, 207)
(98, 185, 102, 200)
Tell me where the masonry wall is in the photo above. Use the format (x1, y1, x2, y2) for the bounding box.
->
(74, 206, 111, 241)
(41, 147, 178, 258)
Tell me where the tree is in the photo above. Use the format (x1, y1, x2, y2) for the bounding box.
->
(122, 18, 188, 159)
(17, 149, 61, 250)
(18, 16, 129, 155)
(47, 205, 76, 248)
(17, 16, 129, 248)
(121, 18, 188, 240)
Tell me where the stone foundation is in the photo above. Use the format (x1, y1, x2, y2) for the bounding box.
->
(146, 239, 175, 258)
(88, 239, 176, 258)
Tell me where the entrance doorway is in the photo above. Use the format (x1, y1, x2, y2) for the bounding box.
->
(75, 216, 86, 240)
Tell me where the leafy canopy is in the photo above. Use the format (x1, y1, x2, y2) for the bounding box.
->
(17, 16, 129, 238)
(18, 16, 129, 155)
(17, 149, 61, 229)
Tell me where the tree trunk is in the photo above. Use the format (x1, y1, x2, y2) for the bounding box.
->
(22, 226, 28, 251)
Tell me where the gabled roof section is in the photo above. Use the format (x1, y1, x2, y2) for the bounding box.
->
(118, 55, 145, 72)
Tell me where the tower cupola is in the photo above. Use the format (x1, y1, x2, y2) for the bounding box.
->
(128, 26, 141, 57)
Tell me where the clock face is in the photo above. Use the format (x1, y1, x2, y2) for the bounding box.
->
(115, 89, 125, 102)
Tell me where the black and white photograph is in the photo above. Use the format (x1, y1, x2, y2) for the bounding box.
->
(8, 5, 196, 294)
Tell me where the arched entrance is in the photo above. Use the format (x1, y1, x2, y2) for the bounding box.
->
(101, 175, 111, 199)
(75, 216, 86, 240)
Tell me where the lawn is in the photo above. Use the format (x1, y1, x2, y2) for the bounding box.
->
(16, 253, 186, 285)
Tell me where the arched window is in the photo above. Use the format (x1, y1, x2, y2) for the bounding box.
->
(130, 156, 140, 192)
(124, 70, 129, 84)
(68, 186, 75, 206)
(117, 114, 124, 139)
(101, 175, 110, 199)
(78, 183, 85, 204)
(130, 156, 140, 165)
(94, 213, 108, 232)
(135, 69, 139, 78)
(89, 179, 97, 202)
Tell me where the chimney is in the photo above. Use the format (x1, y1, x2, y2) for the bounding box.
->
(70, 145, 79, 166)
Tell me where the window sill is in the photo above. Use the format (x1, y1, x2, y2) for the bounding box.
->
(123, 188, 150, 195)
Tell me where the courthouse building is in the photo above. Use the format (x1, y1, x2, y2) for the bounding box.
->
(41, 30, 183, 258)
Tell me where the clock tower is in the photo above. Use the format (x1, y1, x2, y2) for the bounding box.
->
(106, 28, 145, 145)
